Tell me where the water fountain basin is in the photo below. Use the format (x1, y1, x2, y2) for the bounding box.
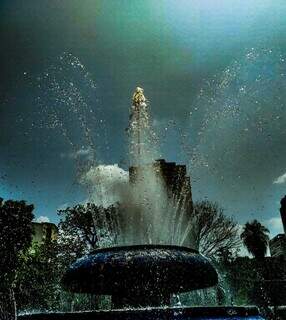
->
(62, 245, 218, 307)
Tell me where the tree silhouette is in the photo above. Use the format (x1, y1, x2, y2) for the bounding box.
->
(241, 220, 269, 259)
(58, 203, 119, 254)
(0, 198, 34, 320)
(190, 201, 241, 257)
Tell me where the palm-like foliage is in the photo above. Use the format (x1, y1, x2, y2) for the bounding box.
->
(241, 220, 269, 258)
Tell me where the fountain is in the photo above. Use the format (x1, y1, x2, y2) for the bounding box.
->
(19, 87, 264, 320)
(61, 245, 218, 308)
(19, 243, 263, 319)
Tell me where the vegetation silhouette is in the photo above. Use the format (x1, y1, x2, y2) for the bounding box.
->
(241, 220, 269, 259)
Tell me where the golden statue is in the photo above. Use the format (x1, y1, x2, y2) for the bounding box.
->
(132, 87, 146, 106)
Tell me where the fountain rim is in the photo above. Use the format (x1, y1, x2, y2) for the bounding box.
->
(89, 244, 199, 255)
(63, 243, 218, 301)
(18, 306, 261, 319)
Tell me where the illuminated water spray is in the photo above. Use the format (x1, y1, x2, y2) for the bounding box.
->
(123, 87, 193, 246)
(128, 87, 158, 165)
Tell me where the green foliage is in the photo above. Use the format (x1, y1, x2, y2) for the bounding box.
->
(0, 198, 34, 285)
(58, 203, 98, 251)
(223, 257, 259, 305)
(15, 203, 118, 313)
(241, 219, 270, 258)
(216, 247, 237, 265)
(0, 198, 34, 286)
(58, 203, 118, 254)
(15, 239, 92, 312)
(224, 256, 286, 310)
(0, 198, 34, 319)
(15, 242, 61, 312)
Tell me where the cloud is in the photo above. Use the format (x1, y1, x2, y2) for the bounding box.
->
(273, 172, 286, 184)
(60, 147, 94, 161)
(265, 216, 284, 237)
(36, 216, 50, 223)
(80, 164, 129, 207)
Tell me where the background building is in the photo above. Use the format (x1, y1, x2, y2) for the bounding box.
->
(129, 159, 193, 213)
(32, 222, 58, 244)
(269, 195, 286, 257)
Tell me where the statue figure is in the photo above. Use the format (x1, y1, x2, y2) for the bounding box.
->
(132, 87, 146, 107)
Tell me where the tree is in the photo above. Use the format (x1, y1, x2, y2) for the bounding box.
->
(58, 203, 119, 256)
(0, 198, 34, 320)
(241, 219, 269, 259)
(216, 247, 236, 265)
(12, 203, 118, 314)
(189, 201, 241, 258)
(15, 241, 62, 312)
(15, 234, 93, 313)
(55, 203, 119, 311)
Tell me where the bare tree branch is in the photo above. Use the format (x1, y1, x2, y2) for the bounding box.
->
(190, 201, 241, 258)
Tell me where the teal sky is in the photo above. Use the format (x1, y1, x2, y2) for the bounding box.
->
(0, 0, 286, 238)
